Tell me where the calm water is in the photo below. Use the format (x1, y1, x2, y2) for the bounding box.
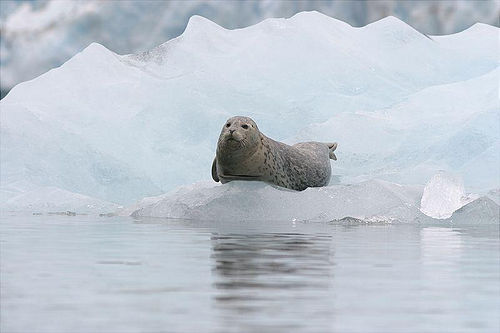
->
(1, 215, 499, 333)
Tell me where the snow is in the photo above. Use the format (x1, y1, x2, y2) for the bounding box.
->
(1, 12, 499, 220)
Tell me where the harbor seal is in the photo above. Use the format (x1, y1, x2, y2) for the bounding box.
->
(211, 116, 338, 191)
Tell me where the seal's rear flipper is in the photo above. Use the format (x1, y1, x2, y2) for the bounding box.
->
(211, 158, 219, 182)
(327, 142, 338, 160)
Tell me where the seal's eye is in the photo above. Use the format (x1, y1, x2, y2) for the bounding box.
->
(241, 124, 249, 129)
(226, 123, 231, 128)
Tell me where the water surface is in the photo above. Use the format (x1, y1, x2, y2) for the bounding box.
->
(1, 215, 498, 332)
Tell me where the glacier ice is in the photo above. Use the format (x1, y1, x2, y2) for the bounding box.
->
(2, 1, 499, 93)
(0, 12, 499, 219)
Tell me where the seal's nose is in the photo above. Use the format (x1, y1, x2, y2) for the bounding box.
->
(229, 129, 235, 135)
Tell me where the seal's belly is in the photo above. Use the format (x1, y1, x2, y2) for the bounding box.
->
(218, 174, 261, 184)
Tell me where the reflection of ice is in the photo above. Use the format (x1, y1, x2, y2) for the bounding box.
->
(327, 224, 424, 331)
(1, 215, 498, 332)
(420, 227, 465, 329)
(421, 227, 463, 261)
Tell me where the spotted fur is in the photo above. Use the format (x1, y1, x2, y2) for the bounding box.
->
(212, 116, 338, 191)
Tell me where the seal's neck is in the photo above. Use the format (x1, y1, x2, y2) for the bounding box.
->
(217, 136, 261, 165)
(218, 144, 257, 162)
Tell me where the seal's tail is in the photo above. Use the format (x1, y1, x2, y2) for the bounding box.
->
(327, 142, 338, 160)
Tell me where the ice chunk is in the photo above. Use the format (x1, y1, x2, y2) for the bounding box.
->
(130, 180, 424, 222)
(115, 192, 173, 217)
(448, 197, 500, 225)
(486, 189, 500, 205)
(3, 186, 120, 214)
(420, 172, 475, 219)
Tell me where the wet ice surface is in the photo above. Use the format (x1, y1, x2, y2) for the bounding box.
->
(1, 215, 499, 333)
(128, 179, 499, 224)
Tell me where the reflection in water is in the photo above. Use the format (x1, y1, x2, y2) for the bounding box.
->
(211, 232, 334, 332)
(421, 227, 463, 262)
(2, 216, 499, 333)
(419, 227, 481, 330)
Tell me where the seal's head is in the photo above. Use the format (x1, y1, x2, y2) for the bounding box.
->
(217, 116, 260, 155)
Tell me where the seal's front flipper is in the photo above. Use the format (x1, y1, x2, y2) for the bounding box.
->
(211, 158, 219, 182)
(327, 142, 338, 160)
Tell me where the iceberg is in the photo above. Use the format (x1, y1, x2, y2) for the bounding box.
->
(0, 12, 498, 217)
(2, 1, 499, 93)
